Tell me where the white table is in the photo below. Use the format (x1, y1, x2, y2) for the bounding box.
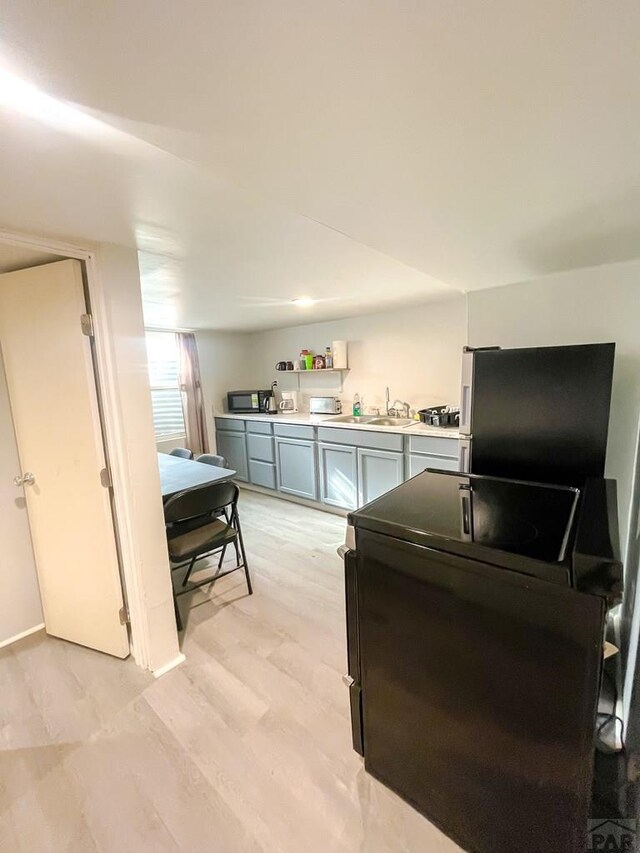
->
(157, 453, 236, 500)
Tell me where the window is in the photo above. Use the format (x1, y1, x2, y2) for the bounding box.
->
(145, 331, 185, 438)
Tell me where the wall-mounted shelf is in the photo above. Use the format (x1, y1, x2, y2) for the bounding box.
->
(274, 367, 350, 391)
(280, 368, 349, 375)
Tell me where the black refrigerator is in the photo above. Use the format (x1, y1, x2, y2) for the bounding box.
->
(458, 342, 615, 486)
(343, 342, 621, 853)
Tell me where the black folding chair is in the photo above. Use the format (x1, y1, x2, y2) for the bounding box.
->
(164, 481, 252, 630)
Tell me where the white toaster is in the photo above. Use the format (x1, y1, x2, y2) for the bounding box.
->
(309, 396, 342, 415)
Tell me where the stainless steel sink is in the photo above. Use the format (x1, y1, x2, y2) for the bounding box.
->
(368, 417, 415, 428)
(325, 414, 376, 424)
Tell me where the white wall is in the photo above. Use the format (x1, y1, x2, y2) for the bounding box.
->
(467, 258, 640, 719)
(0, 352, 43, 645)
(95, 243, 182, 673)
(196, 329, 256, 448)
(247, 296, 468, 415)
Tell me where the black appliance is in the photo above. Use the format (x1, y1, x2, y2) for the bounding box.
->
(459, 343, 615, 486)
(226, 389, 271, 414)
(345, 470, 622, 853)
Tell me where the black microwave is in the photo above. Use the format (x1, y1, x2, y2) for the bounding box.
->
(227, 389, 270, 414)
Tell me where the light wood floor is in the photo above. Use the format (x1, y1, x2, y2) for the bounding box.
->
(0, 490, 462, 852)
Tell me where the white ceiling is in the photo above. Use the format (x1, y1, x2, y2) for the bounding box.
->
(0, 1, 638, 330)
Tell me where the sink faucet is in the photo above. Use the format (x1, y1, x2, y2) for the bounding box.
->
(385, 387, 410, 418)
(390, 400, 410, 418)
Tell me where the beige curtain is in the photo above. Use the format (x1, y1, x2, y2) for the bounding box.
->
(178, 332, 209, 456)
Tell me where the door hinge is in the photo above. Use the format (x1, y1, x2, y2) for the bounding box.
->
(80, 313, 94, 337)
(119, 605, 130, 626)
(100, 467, 112, 488)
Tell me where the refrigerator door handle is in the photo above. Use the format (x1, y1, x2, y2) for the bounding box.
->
(458, 438, 471, 473)
(459, 487, 474, 541)
(459, 350, 474, 435)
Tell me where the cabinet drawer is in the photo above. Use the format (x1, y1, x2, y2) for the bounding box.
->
(317, 427, 403, 452)
(214, 417, 245, 432)
(246, 420, 273, 435)
(408, 453, 460, 478)
(249, 459, 276, 489)
(274, 423, 315, 440)
(247, 432, 275, 463)
(408, 434, 458, 458)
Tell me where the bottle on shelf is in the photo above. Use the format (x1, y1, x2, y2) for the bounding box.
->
(299, 349, 309, 370)
(313, 354, 325, 370)
(324, 346, 333, 369)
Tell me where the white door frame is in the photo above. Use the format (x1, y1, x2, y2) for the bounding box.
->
(0, 227, 155, 670)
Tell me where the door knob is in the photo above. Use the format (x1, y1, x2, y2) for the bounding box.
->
(14, 472, 36, 487)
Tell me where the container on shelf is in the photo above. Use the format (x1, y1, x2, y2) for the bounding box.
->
(313, 354, 325, 370)
(333, 340, 348, 369)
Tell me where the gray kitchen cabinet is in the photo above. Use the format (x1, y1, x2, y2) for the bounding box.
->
(248, 459, 276, 489)
(246, 428, 276, 488)
(216, 429, 249, 482)
(245, 420, 273, 435)
(357, 447, 404, 506)
(406, 434, 459, 480)
(214, 417, 246, 432)
(407, 453, 459, 478)
(407, 434, 458, 457)
(319, 442, 358, 510)
(317, 426, 403, 452)
(275, 437, 318, 500)
(246, 432, 275, 463)
(274, 423, 315, 440)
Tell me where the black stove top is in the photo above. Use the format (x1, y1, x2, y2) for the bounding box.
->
(350, 470, 580, 567)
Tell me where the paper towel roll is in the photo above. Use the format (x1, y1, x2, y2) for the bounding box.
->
(332, 340, 348, 369)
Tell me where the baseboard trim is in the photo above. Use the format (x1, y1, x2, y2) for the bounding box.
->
(239, 482, 349, 518)
(152, 652, 186, 678)
(0, 623, 45, 650)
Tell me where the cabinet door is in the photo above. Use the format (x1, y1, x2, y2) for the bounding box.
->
(275, 438, 317, 500)
(216, 431, 248, 482)
(408, 453, 459, 478)
(247, 432, 275, 463)
(319, 442, 357, 510)
(357, 448, 403, 507)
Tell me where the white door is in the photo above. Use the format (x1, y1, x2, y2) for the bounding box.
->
(0, 356, 43, 645)
(0, 259, 129, 658)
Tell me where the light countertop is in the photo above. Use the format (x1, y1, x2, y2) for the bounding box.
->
(214, 411, 460, 439)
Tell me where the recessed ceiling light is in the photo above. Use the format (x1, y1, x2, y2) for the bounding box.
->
(291, 297, 316, 307)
